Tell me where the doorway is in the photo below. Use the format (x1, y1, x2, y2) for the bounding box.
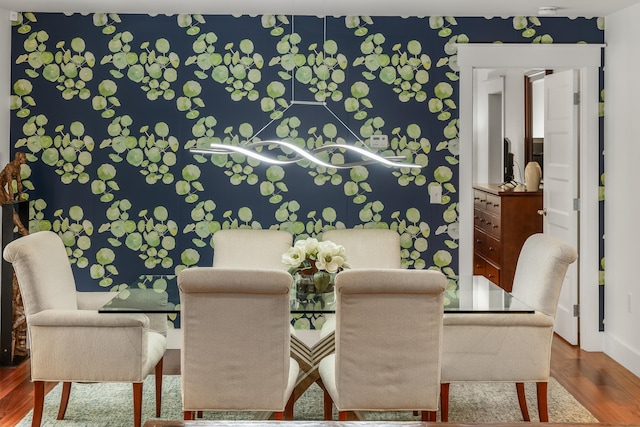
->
(457, 44, 603, 351)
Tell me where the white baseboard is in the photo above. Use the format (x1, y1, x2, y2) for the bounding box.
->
(603, 332, 640, 378)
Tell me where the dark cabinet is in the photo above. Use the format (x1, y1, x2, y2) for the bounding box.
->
(473, 184, 543, 292)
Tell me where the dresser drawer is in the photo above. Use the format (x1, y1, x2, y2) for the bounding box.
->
(473, 252, 486, 276)
(485, 262, 500, 286)
(474, 190, 487, 210)
(474, 228, 486, 254)
(485, 193, 501, 215)
(473, 209, 485, 231)
(485, 213, 501, 238)
(484, 233, 502, 265)
(474, 210, 489, 231)
(476, 210, 501, 237)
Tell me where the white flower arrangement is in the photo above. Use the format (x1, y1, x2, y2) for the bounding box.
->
(281, 237, 349, 292)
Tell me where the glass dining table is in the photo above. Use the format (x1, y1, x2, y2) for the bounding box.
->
(99, 273, 534, 416)
(99, 274, 534, 314)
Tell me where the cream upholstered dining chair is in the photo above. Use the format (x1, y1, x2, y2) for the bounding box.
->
(3, 231, 166, 427)
(318, 268, 446, 421)
(212, 229, 293, 270)
(321, 228, 401, 269)
(212, 229, 296, 336)
(441, 233, 578, 422)
(319, 228, 401, 336)
(178, 267, 300, 420)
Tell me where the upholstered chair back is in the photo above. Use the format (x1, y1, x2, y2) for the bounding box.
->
(511, 233, 578, 319)
(212, 229, 293, 271)
(321, 269, 445, 411)
(178, 267, 299, 412)
(3, 231, 78, 316)
(321, 229, 401, 268)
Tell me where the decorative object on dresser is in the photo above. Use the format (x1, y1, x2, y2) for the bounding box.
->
(473, 183, 542, 292)
(524, 161, 543, 191)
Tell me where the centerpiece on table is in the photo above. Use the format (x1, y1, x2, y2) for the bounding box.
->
(281, 237, 349, 302)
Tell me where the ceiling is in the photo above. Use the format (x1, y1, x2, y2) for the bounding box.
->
(0, 0, 639, 18)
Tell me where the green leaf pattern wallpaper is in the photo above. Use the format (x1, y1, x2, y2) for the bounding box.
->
(9, 13, 605, 329)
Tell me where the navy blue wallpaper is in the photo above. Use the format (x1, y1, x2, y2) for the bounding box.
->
(9, 13, 605, 328)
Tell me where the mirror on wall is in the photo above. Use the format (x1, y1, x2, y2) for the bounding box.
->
(524, 70, 550, 177)
(473, 67, 550, 186)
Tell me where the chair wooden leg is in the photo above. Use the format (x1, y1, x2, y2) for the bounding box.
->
(184, 411, 195, 420)
(155, 358, 164, 417)
(516, 382, 531, 421)
(440, 383, 449, 422)
(274, 411, 284, 420)
(338, 411, 348, 421)
(421, 411, 436, 421)
(57, 382, 72, 420)
(197, 411, 203, 418)
(537, 381, 549, 422)
(133, 382, 143, 427)
(284, 394, 295, 420)
(323, 388, 333, 420)
(32, 381, 45, 427)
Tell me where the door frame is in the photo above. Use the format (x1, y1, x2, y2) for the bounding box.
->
(457, 43, 604, 351)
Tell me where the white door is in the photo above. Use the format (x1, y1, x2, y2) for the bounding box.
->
(543, 70, 580, 344)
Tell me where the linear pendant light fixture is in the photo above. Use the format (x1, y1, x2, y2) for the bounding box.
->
(190, 17, 422, 169)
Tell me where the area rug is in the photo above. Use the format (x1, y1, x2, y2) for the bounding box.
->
(17, 376, 598, 426)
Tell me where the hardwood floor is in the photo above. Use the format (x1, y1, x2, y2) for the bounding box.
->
(2, 335, 640, 426)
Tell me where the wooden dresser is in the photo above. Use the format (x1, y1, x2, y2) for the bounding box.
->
(473, 184, 543, 292)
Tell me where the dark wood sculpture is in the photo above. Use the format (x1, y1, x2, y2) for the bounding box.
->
(0, 152, 26, 204)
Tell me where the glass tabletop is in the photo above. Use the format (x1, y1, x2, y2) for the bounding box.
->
(444, 275, 534, 313)
(99, 275, 178, 313)
(290, 274, 534, 314)
(99, 274, 534, 314)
